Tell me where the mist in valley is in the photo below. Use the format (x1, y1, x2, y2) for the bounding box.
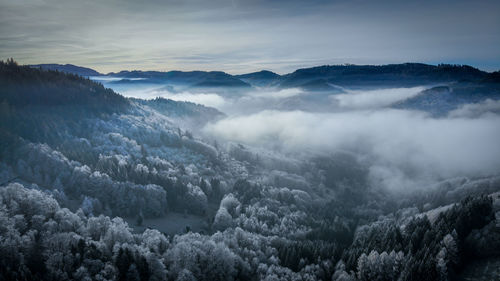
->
(2, 57, 500, 281)
(100, 79, 500, 193)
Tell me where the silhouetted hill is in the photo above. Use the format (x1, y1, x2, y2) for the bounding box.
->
(173, 71, 250, 88)
(482, 71, 500, 83)
(1, 59, 127, 112)
(235, 70, 281, 87)
(236, 70, 280, 80)
(106, 70, 251, 88)
(30, 63, 102, 77)
(107, 70, 167, 81)
(108, 78, 147, 84)
(392, 83, 500, 116)
(279, 63, 488, 89)
(32, 62, 496, 93)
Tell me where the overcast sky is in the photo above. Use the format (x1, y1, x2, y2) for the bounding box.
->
(1, 0, 499, 74)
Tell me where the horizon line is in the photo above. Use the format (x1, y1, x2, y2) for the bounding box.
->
(9, 59, 500, 75)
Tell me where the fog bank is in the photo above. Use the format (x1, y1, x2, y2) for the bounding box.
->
(204, 108, 500, 190)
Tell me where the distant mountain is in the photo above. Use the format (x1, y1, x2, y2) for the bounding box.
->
(236, 70, 280, 80)
(106, 70, 251, 88)
(278, 63, 489, 90)
(482, 71, 500, 83)
(392, 83, 500, 116)
(166, 71, 250, 88)
(28, 62, 498, 92)
(108, 78, 148, 85)
(235, 70, 281, 87)
(30, 63, 102, 77)
(106, 70, 167, 81)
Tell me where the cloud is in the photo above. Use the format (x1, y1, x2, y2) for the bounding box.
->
(213, 86, 428, 115)
(156, 92, 227, 108)
(251, 88, 305, 99)
(330, 86, 426, 109)
(204, 108, 500, 191)
(91, 77, 146, 82)
(2, 0, 500, 72)
(97, 78, 500, 192)
(448, 99, 500, 118)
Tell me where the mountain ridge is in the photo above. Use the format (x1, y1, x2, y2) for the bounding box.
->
(27, 62, 499, 90)
(277, 63, 490, 89)
(30, 63, 102, 77)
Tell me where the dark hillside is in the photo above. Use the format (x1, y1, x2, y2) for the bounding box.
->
(1, 59, 128, 112)
(235, 70, 281, 87)
(279, 63, 488, 88)
(30, 63, 102, 76)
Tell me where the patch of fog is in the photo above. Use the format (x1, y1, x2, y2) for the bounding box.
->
(102, 84, 427, 115)
(204, 109, 500, 191)
(448, 99, 500, 118)
(113, 86, 163, 99)
(250, 88, 305, 99)
(109, 86, 307, 113)
(95, 83, 228, 109)
(85, 80, 500, 192)
(90, 76, 146, 82)
(143, 88, 306, 113)
(330, 86, 427, 110)
(148, 90, 228, 108)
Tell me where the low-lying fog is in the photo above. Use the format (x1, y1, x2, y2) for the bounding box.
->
(100, 81, 500, 191)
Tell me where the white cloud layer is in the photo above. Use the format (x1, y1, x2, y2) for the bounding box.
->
(98, 81, 500, 191)
(251, 88, 305, 99)
(448, 99, 500, 118)
(204, 109, 500, 190)
(330, 86, 426, 109)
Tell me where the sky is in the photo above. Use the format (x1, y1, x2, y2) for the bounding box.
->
(1, 0, 499, 74)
